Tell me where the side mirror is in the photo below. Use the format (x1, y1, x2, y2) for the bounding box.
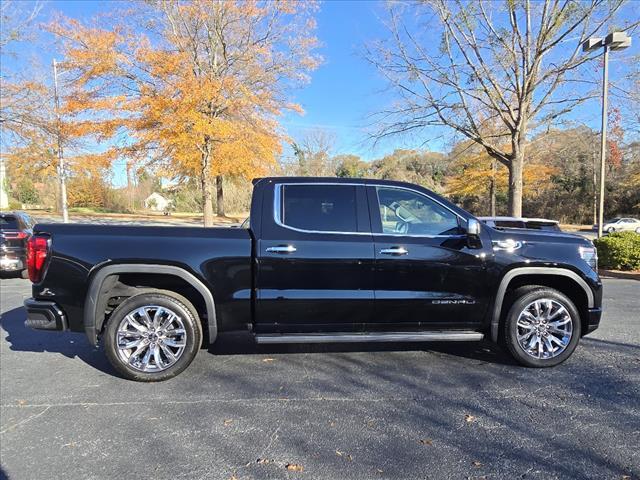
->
(466, 218, 482, 248)
(467, 218, 481, 236)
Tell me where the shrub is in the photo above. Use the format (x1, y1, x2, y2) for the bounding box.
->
(594, 231, 640, 271)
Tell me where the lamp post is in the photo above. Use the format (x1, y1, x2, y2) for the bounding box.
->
(582, 32, 631, 238)
(52, 59, 69, 223)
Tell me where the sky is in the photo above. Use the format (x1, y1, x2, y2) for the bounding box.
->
(3, 0, 639, 186)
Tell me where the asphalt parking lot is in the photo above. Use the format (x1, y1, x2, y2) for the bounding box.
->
(1, 275, 639, 480)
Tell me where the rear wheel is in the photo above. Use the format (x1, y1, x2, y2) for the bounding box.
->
(104, 292, 202, 381)
(503, 287, 581, 368)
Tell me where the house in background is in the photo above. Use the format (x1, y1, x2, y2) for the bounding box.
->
(144, 192, 172, 212)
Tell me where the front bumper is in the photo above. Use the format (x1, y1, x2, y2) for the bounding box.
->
(24, 298, 67, 331)
(584, 307, 603, 335)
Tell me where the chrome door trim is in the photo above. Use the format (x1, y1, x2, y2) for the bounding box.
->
(380, 247, 409, 255)
(266, 245, 297, 254)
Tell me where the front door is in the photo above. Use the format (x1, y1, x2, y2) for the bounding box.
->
(367, 185, 491, 331)
(255, 182, 374, 333)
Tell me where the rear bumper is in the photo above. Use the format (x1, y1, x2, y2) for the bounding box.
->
(24, 298, 67, 331)
(584, 307, 603, 335)
(0, 255, 24, 271)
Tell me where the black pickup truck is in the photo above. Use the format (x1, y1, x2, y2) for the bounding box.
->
(24, 177, 602, 381)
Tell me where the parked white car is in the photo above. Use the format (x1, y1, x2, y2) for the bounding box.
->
(594, 217, 640, 234)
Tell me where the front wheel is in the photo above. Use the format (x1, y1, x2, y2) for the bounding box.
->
(104, 292, 202, 381)
(607, 227, 615, 234)
(503, 287, 581, 368)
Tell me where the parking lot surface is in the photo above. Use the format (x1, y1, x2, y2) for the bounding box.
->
(1, 276, 639, 479)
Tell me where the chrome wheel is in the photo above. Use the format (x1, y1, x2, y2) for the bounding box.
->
(116, 305, 187, 372)
(516, 299, 573, 360)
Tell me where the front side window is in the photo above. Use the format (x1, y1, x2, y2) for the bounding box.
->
(376, 187, 460, 236)
(281, 184, 358, 233)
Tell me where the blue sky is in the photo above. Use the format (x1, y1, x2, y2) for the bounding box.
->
(3, 0, 638, 186)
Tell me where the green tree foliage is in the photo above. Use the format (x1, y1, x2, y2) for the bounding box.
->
(15, 178, 40, 204)
(335, 155, 369, 178)
(370, 149, 447, 191)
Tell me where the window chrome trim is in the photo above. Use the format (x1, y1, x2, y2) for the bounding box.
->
(273, 182, 469, 238)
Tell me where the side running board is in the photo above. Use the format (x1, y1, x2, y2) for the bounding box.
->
(254, 331, 484, 345)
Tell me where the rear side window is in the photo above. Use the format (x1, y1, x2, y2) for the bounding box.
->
(0, 216, 18, 229)
(281, 184, 358, 233)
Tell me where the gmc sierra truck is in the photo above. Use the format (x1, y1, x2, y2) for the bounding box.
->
(24, 177, 602, 381)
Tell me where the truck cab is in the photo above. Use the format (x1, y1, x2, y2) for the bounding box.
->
(25, 177, 603, 381)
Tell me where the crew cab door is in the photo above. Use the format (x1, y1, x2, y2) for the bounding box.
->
(367, 185, 490, 330)
(255, 182, 374, 333)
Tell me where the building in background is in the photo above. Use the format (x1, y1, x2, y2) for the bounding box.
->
(144, 192, 172, 212)
(0, 159, 9, 209)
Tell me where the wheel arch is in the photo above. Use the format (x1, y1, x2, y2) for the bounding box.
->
(84, 264, 217, 346)
(491, 267, 594, 342)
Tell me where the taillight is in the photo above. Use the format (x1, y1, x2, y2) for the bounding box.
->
(26, 235, 50, 283)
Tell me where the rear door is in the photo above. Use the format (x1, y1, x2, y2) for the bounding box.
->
(367, 185, 491, 330)
(255, 182, 375, 333)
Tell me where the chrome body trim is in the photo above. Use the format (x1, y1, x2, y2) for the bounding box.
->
(255, 331, 484, 344)
(273, 182, 468, 238)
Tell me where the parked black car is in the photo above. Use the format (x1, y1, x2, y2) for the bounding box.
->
(24, 178, 602, 381)
(0, 211, 35, 276)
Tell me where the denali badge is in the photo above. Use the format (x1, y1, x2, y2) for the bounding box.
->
(432, 299, 476, 305)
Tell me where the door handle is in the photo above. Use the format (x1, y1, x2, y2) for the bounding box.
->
(266, 245, 297, 254)
(380, 247, 409, 256)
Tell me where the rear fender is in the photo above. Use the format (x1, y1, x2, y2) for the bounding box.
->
(84, 264, 216, 346)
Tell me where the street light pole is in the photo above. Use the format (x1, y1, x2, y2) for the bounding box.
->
(52, 58, 69, 223)
(597, 45, 609, 239)
(582, 32, 631, 238)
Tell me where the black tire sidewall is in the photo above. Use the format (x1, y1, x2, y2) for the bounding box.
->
(504, 288, 581, 368)
(104, 293, 202, 381)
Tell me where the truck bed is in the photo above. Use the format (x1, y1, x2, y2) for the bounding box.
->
(31, 223, 253, 334)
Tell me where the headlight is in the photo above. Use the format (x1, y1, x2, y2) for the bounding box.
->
(579, 246, 598, 270)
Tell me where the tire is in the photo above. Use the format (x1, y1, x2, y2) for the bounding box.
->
(503, 287, 581, 368)
(635, 227, 640, 234)
(104, 291, 202, 381)
(607, 227, 615, 234)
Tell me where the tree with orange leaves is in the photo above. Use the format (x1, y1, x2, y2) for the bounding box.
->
(447, 142, 556, 216)
(50, 0, 320, 225)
